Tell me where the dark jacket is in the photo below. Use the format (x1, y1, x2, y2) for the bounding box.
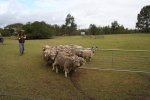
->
(18, 33, 26, 43)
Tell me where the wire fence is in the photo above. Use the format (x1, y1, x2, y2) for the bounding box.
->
(81, 49, 150, 73)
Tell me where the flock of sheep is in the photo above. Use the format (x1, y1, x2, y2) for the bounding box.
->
(42, 44, 98, 77)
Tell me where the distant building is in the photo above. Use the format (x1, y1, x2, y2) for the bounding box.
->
(81, 32, 85, 36)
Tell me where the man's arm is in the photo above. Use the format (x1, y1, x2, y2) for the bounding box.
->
(24, 34, 26, 39)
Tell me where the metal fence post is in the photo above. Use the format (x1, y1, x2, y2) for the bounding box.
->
(112, 50, 114, 68)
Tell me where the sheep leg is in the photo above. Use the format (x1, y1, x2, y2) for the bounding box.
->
(65, 71, 68, 77)
(56, 66, 58, 73)
(52, 63, 56, 71)
(64, 67, 69, 78)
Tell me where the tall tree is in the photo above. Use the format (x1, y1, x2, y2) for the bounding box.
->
(136, 5, 150, 33)
(89, 24, 98, 35)
(111, 21, 120, 34)
(64, 14, 77, 35)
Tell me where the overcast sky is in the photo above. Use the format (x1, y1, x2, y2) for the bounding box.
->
(0, 0, 149, 29)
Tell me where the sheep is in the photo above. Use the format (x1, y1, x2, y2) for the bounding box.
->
(52, 52, 80, 77)
(80, 49, 94, 62)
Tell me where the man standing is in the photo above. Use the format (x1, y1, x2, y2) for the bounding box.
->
(17, 30, 26, 56)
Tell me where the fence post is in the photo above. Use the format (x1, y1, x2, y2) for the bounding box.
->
(112, 50, 114, 68)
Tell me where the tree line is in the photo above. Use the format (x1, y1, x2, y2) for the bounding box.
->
(0, 5, 149, 39)
(0, 17, 135, 39)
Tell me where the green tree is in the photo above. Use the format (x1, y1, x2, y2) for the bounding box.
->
(111, 21, 120, 34)
(23, 21, 53, 39)
(64, 14, 77, 35)
(60, 24, 66, 36)
(52, 24, 61, 36)
(118, 25, 125, 34)
(89, 24, 98, 35)
(136, 5, 150, 33)
(1, 29, 10, 37)
(103, 26, 111, 34)
(97, 26, 104, 35)
(4, 23, 23, 36)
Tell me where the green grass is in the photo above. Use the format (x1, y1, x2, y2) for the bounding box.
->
(0, 34, 150, 99)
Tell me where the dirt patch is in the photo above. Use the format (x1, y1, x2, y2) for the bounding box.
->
(69, 71, 94, 100)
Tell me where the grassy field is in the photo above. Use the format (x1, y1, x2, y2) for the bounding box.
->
(0, 34, 150, 100)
